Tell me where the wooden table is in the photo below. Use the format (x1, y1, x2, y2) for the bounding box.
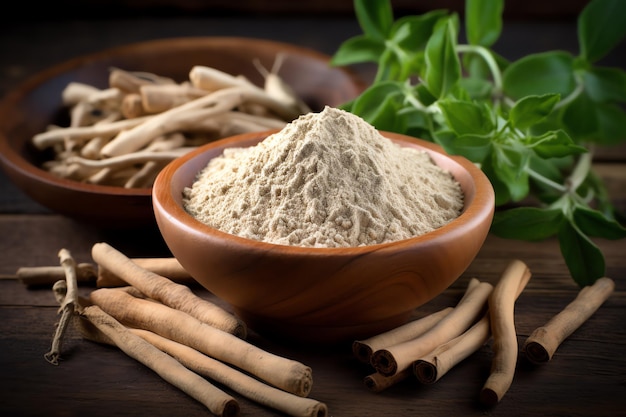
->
(1, 14, 625, 417)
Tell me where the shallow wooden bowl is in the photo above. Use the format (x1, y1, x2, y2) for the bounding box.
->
(152, 130, 495, 345)
(0, 37, 363, 228)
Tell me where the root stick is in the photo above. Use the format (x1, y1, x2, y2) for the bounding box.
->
(89, 287, 312, 397)
(523, 277, 615, 364)
(44, 249, 80, 365)
(370, 279, 493, 377)
(352, 307, 453, 365)
(133, 328, 327, 417)
(16, 263, 96, 287)
(414, 272, 531, 384)
(96, 256, 192, 287)
(363, 368, 413, 393)
(32, 116, 151, 150)
(91, 242, 245, 337)
(479, 259, 531, 406)
(413, 314, 491, 384)
(100, 87, 244, 157)
(81, 305, 240, 417)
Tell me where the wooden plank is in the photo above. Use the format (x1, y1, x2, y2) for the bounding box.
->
(1, 274, 623, 417)
(1, 214, 624, 417)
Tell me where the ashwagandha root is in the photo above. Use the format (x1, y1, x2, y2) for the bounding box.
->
(43, 245, 323, 416)
(363, 368, 413, 393)
(480, 259, 531, 407)
(352, 279, 480, 392)
(352, 280, 482, 365)
(91, 242, 246, 338)
(46, 251, 239, 417)
(108, 67, 175, 94)
(81, 305, 240, 417)
(522, 277, 615, 364)
(44, 249, 80, 365)
(413, 314, 491, 385)
(33, 64, 308, 188)
(413, 271, 531, 385)
(253, 56, 311, 114)
(96, 256, 192, 287)
(15, 263, 96, 287)
(99, 84, 299, 157)
(133, 329, 328, 417)
(61, 283, 324, 417)
(353, 307, 453, 365)
(189, 65, 257, 91)
(32, 116, 151, 150)
(89, 287, 313, 398)
(62, 82, 100, 105)
(66, 147, 194, 170)
(139, 83, 208, 113)
(370, 279, 493, 377)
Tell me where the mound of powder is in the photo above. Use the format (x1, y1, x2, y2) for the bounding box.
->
(183, 106, 463, 247)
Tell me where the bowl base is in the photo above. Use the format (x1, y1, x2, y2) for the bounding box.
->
(234, 308, 413, 347)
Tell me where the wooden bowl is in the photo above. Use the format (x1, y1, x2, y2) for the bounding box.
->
(152, 130, 495, 345)
(0, 37, 363, 228)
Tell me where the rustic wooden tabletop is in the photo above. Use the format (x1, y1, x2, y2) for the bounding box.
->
(1, 9, 625, 417)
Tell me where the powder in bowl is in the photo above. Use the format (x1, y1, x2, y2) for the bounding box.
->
(183, 106, 463, 247)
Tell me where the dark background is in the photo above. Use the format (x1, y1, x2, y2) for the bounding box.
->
(1, 0, 624, 214)
(1, 0, 595, 20)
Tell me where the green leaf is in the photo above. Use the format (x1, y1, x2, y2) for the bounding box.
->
(435, 132, 492, 163)
(492, 145, 530, 201)
(461, 50, 509, 98)
(528, 130, 588, 159)
(438, 99, 494, 136)
(465, 0, 504, 47)
(578, 0, 626, 63)
(375, 47, 404, 82)
(491, 207, 564, 240)
(573, 205, 626, 239)
(583, 66, 626, 103)
(330, 35, 385, 66)
(509, 94, 561, 131)
(584, 171, 626, 223)
(459, 77, 493, 100)
(558, 221, 605, 287)
(594, 102, 626, 145)
(561, 90, 600, 141)
(403, 107, 430, 131)
(332, 0, 625, 289)
(366, 95, 407, 132)
(527, 154, 567, 203)
(391, 10, 448, 52)
(414, 84, 437, 107)
(503, 51, 576, 99)
(354, 0, 394, 41)
(350, 81, 405, 130)
(528, 153, 565, 184)
(463, 52, 490, 81)
(479, 156, 510, 206)
(424, 17, 461, 98)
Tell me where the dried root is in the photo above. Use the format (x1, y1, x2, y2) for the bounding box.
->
(34, 61, 308, 188)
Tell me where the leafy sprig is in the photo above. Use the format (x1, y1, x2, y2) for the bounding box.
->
(332, 0, 626, 286)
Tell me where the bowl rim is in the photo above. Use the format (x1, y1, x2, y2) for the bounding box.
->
(0, 36, 366, 199)
(153, 129, 495, 255)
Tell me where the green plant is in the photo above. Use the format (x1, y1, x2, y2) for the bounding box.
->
(331, 0, 626, 286)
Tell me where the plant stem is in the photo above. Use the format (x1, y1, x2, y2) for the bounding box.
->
(526, 168, 568, 193)
(566, 151, 592, 192)
(526, 148, 593, 199)
(553, 78, 585, 111)
(456, 44, 503, 93)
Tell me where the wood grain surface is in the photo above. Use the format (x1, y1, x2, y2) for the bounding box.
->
(1, 12, 625, 417)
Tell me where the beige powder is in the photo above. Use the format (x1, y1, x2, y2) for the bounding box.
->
(183, 106, 463, 247)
